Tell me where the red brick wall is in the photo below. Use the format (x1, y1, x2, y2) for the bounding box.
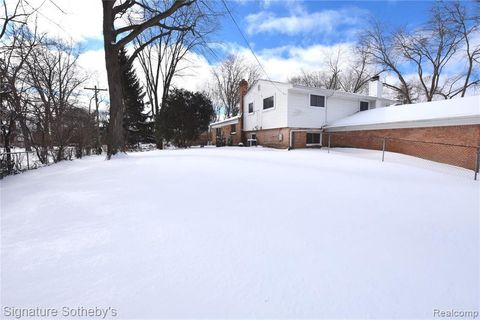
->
(243, 128, 323, 149)
(324, 125, 480, 170)
(211, 121, 242, 146)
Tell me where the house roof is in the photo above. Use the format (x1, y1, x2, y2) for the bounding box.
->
(246, 79, 396, 104)
(325, 95, 480, 132)
(209, 115, 240, 128)
(289, 84, 396, 103)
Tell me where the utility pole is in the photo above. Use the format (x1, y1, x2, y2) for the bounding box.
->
(85, 86, 108, 153)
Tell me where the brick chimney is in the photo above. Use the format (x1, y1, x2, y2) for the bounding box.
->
(239, 79, 248, 143)
(239, 79, 248, 115)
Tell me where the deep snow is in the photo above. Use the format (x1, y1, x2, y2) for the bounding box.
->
(1, 147, 479, 319)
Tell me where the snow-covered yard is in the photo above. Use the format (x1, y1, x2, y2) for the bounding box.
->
(1, 147, 479, 318)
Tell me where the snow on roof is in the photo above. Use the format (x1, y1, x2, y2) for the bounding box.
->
(326, 95, 480, 131)
(210, 115, 240, 128)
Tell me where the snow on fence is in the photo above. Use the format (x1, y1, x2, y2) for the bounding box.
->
(323, 132, 480, 180)
(0, 144, 158, 178)
(0, 147, 102, 178)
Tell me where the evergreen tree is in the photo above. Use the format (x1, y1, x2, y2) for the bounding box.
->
(158, 89, 214, 147)
(118, 48, 151, 145)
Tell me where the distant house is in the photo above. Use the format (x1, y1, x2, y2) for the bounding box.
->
(210, 77, 395, 148)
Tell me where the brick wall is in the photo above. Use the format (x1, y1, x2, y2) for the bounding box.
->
(324, 125, 480, 170)
(243, 128, 323, 149)
(211, 121, 242, 146)
(243, 128, 290, 148)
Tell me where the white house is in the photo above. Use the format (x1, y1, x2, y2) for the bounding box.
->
(210, 77, 395, 148)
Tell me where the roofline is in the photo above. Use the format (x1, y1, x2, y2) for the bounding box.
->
(244, 79, 396, 103)
(209, 115, 240, 128)
(289, 85, 397, 103)
(324, 115, 480, 132)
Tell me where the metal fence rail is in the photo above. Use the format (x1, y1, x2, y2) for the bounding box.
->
(323, 132, 480, 180)
(0, 147, 103, 178)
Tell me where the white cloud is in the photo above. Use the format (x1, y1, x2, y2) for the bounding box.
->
(246, 7, 368, 36)
(19, 0, 103, 42)
(211, 42, 358, 83)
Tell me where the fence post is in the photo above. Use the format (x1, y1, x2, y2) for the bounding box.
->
(475, 146, 480, 181)
(327, 134, 331, 153)
(382, 138, 386, 162)
(26, 151, 30, 170)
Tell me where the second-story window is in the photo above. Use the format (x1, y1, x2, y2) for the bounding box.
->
(310, 94, 325, 107)
(248, 102, 253, 113)
(263, 96, 274, 110)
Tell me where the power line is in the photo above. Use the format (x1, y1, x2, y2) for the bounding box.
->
(48, 0, 67, 15)
(220, 0, 286, 95)
(23, 0, 72, 39)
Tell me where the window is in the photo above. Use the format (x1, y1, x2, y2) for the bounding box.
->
(230, 124, 236, 134)
(263, 96, 274, 110)
(306, 133, 321, 145)
(360, 101, 369, 111)
(215, 128, 221, 137)
(248, 102, 253, 113)
(310, 94, 325, 107)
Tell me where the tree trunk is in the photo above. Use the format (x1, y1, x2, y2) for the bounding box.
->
(103, 0, 125, 158)
(18, 116, 32, 151)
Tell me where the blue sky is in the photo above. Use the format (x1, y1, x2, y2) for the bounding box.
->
(210, 0, 434, 61)
(22, 0, 478, 105)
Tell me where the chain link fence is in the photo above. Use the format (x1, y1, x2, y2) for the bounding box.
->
(0, 147, 103, 179)
(323, 132, 480, 180)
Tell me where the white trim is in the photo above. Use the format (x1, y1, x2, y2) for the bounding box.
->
(325, 115, 480, 132)
(359, 100, 370, 111)
(262, 95, 275, 112)
(210, 116, 240, 128)
(247, 101, 254, 114)
(289, 129, 324, 148)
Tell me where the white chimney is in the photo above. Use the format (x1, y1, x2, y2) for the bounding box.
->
(369, 76, 383, 98)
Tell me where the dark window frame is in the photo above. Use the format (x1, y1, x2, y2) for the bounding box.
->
(248, 102, 254, 113)
(263, 96, 274, 110)
(306, 132, 321, 145)
(310, 94, 325, 107)
(360, 101, 369, 111)
(230, 124, 236, 134)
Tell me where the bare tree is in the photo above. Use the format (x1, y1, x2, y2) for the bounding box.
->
(135, 4, 216, 117)
(0, 0, 29, 40)
(440, 1, 480, 98)
(339, 46, 378, 94)
(360, 21, 414, 103)
(102, 0, 198, 158)
(0, 24, 40, 156)
(211, 54, 261, 119)
(24, 38, 87, 162)
(289, 47, 377, 94)
(362, 1, 479, 102)
(394, 8, 463, 101)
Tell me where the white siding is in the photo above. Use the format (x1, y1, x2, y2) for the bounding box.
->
(287, 91, 326, 128)
(287, 91, 374, 128)
(243, 81, 289, 131)
(325, 96, 366, 125)
(243, 80, 393, 130)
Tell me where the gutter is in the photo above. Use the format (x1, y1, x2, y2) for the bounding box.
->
(325, 115, 480, 132)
